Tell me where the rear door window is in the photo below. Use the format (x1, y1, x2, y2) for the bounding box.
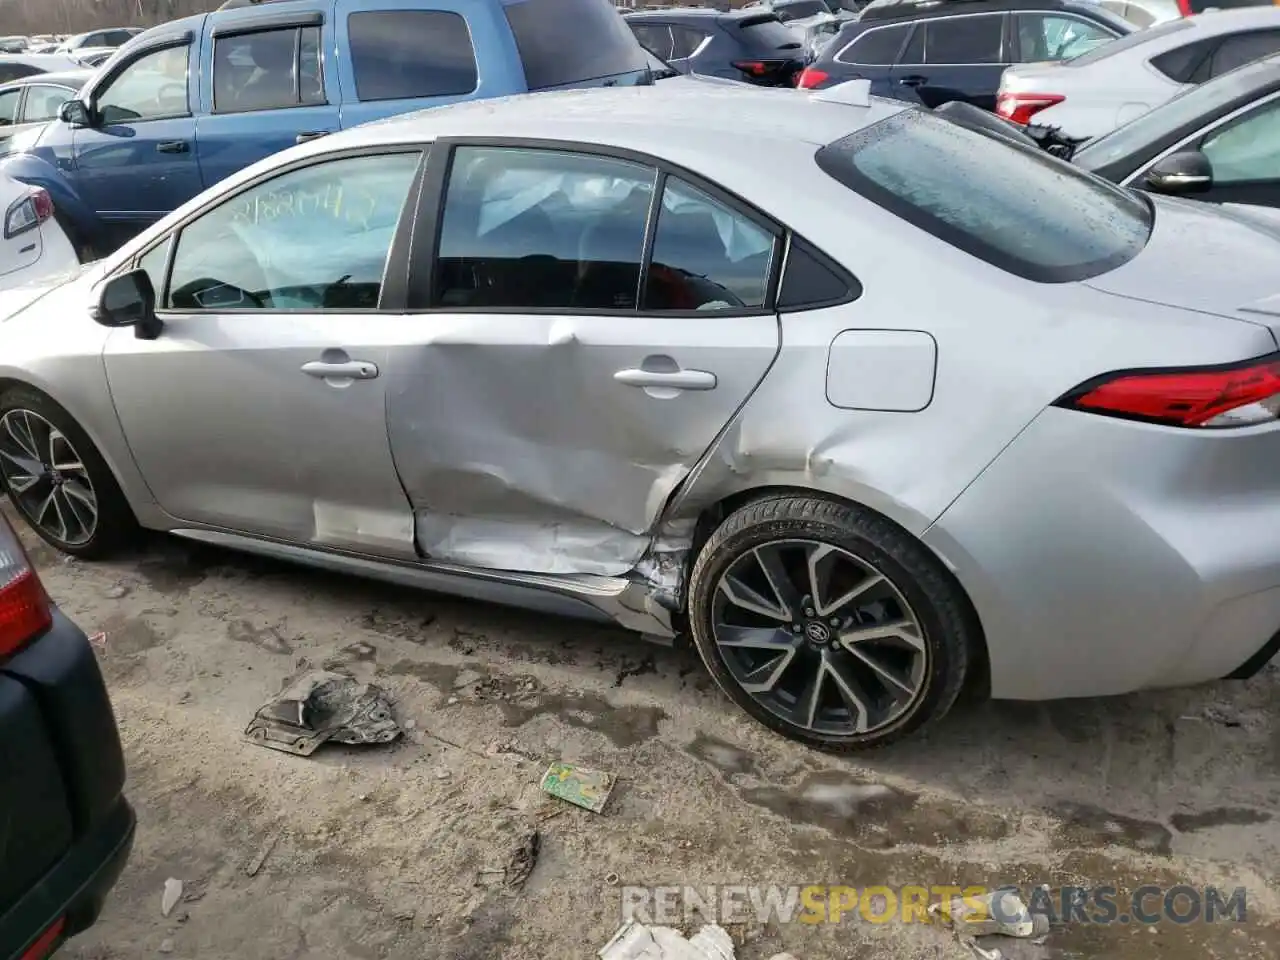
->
(348, 11, 477, 100)
(838, 24, 910, 65)
(1200, 97, 1280, 183)
(0, 89, 17, 125)
(737, 14, 804, 53)
(1014, 14, 1117, 63)
(631, 23, 675, 59)
(503, 0, 651, 90)
(671, 26, 708, 59)
(922, 14, 1004, 65)
(1208, 30, 1280, 78)
(214, 27, 325, 113)
(815, 109, 1152, 282)
(19, 84, 74, 121)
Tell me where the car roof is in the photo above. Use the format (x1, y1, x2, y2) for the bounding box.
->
(858, 0, 1108, 21)
(0, 70, 93, 92)
(625, 7, 776, 19)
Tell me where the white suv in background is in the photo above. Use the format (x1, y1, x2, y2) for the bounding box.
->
(998, 8, 1280, 140)
(0, 172, 79, 294)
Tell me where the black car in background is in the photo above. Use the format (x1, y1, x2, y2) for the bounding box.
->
(0, 511, 133, 959)
(1071, 51, 1280, 207)
(624, 7, 806, 85)
(796, 0, 1134, 111)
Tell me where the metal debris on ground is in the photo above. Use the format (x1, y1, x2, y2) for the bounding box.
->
(929, 888, 1050, 959)
(540, 760, 615, 814)
(598, 920, 737, 959)
(244, 829, 282, 877)
(88, 631, 108, 651)
(243, 670, 401, 757)
(160, 878, 183, 917)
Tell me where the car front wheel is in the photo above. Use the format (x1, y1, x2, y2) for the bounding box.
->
(687, 495, 976, 751)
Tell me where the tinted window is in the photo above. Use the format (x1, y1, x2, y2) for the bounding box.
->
(924, 15, 1003, 65)
(816, 110, 1152, 283)
(644, 178, 775, 311)
(1014, 14, 1116, 63)
(1150, 37, 1215, 82)
(1210, 31, 1280, 78)
(840, 24, 909, 65)
(1067, 16, 1191, 66)
(0, 89, 17, 125)
(0, 64, 42, 84)
(96, 44, 189, 123)
(504, 0, 650, 90)
(214, 29, 304, 113)
(738, 15, 804, 52)
(434, 146, 655, 310)
(1201, 97, 1280, 182)
(168, 153, 421, 311)
(105, 31, 135, 47)
(349, 11, 477, 100)
(777, 237, 859, 309)
(631, 23, 674, 59)
(775, 0, 827, 20)
(671, 26, 707, 59)
(20, 84, 75, 121)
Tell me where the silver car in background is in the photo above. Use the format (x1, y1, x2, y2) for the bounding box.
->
(2, 81, 1280, 751)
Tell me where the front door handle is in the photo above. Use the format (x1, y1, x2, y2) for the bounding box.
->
(898, 75, 927, 87)
(613, 368, 717, 391)
(295, 130, 330, 144)
(301, 360, 379, 380)
(156, 140, 190, 154)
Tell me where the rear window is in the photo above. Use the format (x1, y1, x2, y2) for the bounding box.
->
(737, 15, 804, 51)
(775, 0, 828, 19)
(0, 64, 42, 84)
(348, 11, 477, 100)
(504, 0, 651, 90)
(815, 110, 1152, 283)
(1066, 15, 1193, 66)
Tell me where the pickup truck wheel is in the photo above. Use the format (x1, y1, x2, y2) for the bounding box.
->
(0, 387, 137, 558)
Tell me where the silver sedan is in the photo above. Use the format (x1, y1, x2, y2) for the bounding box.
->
(3, 80, 1279, 750)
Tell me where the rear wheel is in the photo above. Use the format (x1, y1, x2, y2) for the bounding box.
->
(687, 495, 975, 750)
(0, 387, 137, 558)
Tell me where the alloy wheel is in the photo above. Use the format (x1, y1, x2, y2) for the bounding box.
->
(711, 538, 928, 737)
(0, 408, 99, 546)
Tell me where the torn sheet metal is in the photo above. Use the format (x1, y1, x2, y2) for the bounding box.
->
(244, 671, 401, 756)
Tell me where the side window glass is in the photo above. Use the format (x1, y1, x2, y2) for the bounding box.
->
(0, 90, 18, 126)
(214, 29, 300, 113)
(842, 24, 909, 65)
(900, 24, 924, 64)
(631, 24, 674, 60)
(0, 65, 40, 84)
(167, 152, 421, 312)
(299, 26, 324, 105)
(1201, 100, 1280, 184)
(348, 11, 477, 101)
(1015, 14, 1114, 63)
(923, 15, 1004, 65)
(21, 86, 73, 122)
(644, 178, 775, 312)
(435, 146, 655, 310)
(1210, 30, 1280, 78)
(96, 45, 189, 124)
(670, 27, 706, 59)
(136, 236, 173, 300)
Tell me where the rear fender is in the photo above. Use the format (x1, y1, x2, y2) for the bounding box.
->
(0, 153, 103, 250)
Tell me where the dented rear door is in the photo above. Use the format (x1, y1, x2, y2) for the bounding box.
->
(385, 141, 783, 577)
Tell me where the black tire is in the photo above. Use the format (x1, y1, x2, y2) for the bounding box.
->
(687, 494, 976, 751)
(0, 386, 138, 559)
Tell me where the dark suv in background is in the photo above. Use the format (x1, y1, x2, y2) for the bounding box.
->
(796, 0, 1133, 109)
(625, 8, 806, 85)
(0, 510, 133, 959)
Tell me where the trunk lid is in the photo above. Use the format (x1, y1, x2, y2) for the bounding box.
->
(1083, 195, 1280, 340)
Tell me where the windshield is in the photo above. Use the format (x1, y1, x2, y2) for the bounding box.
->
(816, 110, 1153, 283)
(1065, 15, 1193, 66)
(1075, 58, 1280, 170)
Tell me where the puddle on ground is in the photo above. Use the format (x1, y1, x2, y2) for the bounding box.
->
(98, 613, 166, 655)
(739, 770, 1010, 847)
(226, 619, 293, 655)
(1053, 802, 1172, 855)
(135, 547, 212, 593)
(1170, 807, 1273, 833)
(686, 734, 759, 777)
(499, 691, 665, 748)
(323, 641, 379, 670)
(384, 659, 460, 690)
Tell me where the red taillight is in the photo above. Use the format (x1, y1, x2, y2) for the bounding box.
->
(796, 66, 829, 89)
(0, 515, 51, 658)
(995, 92, 1065, 125)
(1058, 354, 1280, 428)
(19, 915, 65, 960)
(732, 59, 769, 76)
(1176, 0, 1193, 14)
(31, 187, 54, 224)
(3, 187, 55, 239)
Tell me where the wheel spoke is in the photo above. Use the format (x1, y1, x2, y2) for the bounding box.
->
(807, 542, 885, 617)
(844, 646, 917, 699)
(3, 412, 42, 462)
(824, 657, 872, 733)
(714, 624, 795, 650)
(59, 485, 95, 538)
(753, 545, 799, 618)
(739, 649, 796, 694)
(1, 409, 98, 546)
(719, 573, 790, 622)
(0, 445, 42, 476)
(62, 480, 96, 511)
(838, 618, 924, 652)
(6, 472, 40, 496)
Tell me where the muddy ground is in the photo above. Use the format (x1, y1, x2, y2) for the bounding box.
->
(10, 500, 1280, 960)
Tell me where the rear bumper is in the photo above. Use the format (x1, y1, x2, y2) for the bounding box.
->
(925, 406, 1280, 700)
(0, 797, 136, 960)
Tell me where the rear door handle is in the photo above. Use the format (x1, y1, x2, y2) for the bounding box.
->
(295, 130, 330, 144)
(301, 360, 379, 380)
(613, 368, 717, 390)
(156, 140, 189, 154)
(898, 75, 927, 87)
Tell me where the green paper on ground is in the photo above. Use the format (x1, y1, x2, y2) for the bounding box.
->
(540, 761, 615, 813)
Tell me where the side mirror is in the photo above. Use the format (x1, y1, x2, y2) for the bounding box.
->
(58, 99, 92, 127)
(1144, 150, 1213, 196)
(94, 268, 162, 340)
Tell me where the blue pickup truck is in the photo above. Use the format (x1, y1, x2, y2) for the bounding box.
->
(2, 0, 654, 254)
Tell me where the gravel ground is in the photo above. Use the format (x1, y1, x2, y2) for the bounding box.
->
(10, 500, 1279, 960)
